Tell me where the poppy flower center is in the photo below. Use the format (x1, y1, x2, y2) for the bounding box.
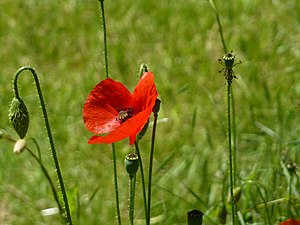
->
(117, 108, 133, 123)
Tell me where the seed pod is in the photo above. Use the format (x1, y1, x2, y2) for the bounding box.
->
(9, 97, 29, 139)
(187, 209, 203, 225)
(124, 153, 139, 178)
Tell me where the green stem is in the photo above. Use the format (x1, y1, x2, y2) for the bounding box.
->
(129, 175, 136, 225)
(210, 1, 238, 223)
(4, 136, 64, 220)
(13, 66, 72, 225)
(231, 86, 237, 186)
(134, 141, 148, 224)
(256, 184, 272, 225)
(227, 84, 235, 225)
(146, 112, 158, 225)
(288, 174, 293, 218)
(112, 143, 122, 225)
(98, 1, 122, 224)
(99, 0, 109, 79)
(209, 0, 227, 53)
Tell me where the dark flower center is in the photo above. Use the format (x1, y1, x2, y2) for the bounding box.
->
(117, 108, 133, 123)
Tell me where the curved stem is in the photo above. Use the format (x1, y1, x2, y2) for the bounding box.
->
(27, 141, 65, 219)
(134, 141, 148, 224)
(99, 0, 109, 79)
(147, 112, 158, 225)
(13, 66, 72, 225)
(3, 134, 64, 221)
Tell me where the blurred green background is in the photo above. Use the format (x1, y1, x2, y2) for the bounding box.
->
(1, 0, 300, 224)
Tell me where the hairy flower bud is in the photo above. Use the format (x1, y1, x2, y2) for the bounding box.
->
(9, 97, 29, 139)
(124, 153, 139, 178)
(13, 139, 27, 154)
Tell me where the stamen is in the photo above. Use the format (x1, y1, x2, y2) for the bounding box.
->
(117, 108, 133, 123)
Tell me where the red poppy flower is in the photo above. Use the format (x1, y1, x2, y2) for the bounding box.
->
(83, 72, 158, 145)
(280, 218, 300, 225)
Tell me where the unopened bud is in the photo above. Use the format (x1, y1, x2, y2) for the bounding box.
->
(227, 186, 242, 204)
(13, 139, 27, 154)
(9, 97, 29, 139)
(124, 153, 139, 178)
(187, 209, 203, 225)
(152, 98, 161, 115)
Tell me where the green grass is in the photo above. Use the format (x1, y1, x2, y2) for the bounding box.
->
(1, 0, 300, 224)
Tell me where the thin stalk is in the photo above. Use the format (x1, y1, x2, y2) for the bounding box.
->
(288, 174, 293, 218)
(146, 111, 158, 225)
(112, 143, 122, 225)
(99, 0, 109, 78)
(129, 175, 137, 225)
(227, 84, 235, 225)
(98, 1, 122, 224)
(256, 184, 272, 225)
(231, 85, 237, 186)
(209, 1, 238, 223)
(13, 66, 72, 224)
(209, 0, 227, 54)
(134, 141, 148, 224)
(4, 136, 64, 220)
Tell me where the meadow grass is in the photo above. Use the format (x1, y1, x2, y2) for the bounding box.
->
(1, 0, 300, 224)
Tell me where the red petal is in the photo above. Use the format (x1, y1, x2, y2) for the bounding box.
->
(83, 78, 132, 134)
(88, 106, 153, 144)
(132, 72, 158, 113)
(280, 219, 300, 225)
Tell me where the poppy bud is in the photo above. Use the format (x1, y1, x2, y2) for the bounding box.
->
(217, 202, 227, 224)
(187, 209, 203, 225)
(227, 186, 242, 204)
(152, 98, 161, 115)
(124, 153, 139, 178)
(9, 97, 29, 139)
(13, 139, 27, 154)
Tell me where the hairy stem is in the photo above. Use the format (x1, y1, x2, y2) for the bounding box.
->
(147, 111, 158, 225)
(99, 0, 109, 79)
(13, 66, 72, 224)
(98, 1, 122, 224)
(134, 141, 148, 224)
